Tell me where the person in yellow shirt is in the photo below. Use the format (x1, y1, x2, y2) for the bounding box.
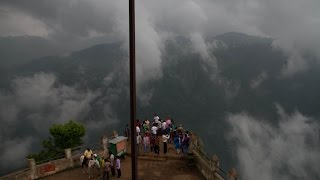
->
(82, 148, 93, 172)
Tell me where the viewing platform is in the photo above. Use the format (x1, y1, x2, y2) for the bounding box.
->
(41, 142, 204, 180)
(1, 132, 238, 180)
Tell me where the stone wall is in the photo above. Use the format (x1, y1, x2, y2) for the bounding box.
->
(1, 134, 239, 180)
(189, 133, 238, 180)
(1, 149, 76, 180)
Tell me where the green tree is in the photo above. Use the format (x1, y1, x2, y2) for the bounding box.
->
(28, 120, 85, 162)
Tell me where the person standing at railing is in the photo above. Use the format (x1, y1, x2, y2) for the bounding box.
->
(182, 133, 190, 155)
(174, 133, 181, 154)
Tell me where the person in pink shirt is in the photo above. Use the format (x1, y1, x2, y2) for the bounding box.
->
(115, 156, 121, 178)
(166, 118, 171, 126)
(143, 133, 150, 152)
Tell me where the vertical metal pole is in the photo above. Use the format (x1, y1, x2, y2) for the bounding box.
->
(129, 0, 137, 179)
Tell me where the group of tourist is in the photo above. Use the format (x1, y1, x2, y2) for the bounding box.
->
(81, 113, 190, 180)
(81, 148, 121, 180)
(132, 114, 190, 156)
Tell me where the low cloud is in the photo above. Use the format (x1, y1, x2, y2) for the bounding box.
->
(0, 137, 34, 170)
(9, 73, 99, 125)
(227, 105, 320, 180)
(0, 73, 99, 167)
(250, 71, 268, 89)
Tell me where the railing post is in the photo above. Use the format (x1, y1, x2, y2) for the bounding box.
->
(209, 155, 219, 180)
(212, 155, 220, 172)
(197, 136, 204, 151)
(189, 133, 197, 153)
(64, 148, 73, 168)
(228, 168, 239, 180)
(28, 158, 36, 180)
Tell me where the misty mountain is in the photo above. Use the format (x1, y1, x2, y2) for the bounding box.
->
(0, 36, 65, 88)
(1, 32, 320, 174)
(17, 43, 126, 88)
(0, 36, 65, 68)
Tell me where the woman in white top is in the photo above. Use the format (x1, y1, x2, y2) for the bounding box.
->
(162, 132, 170, 154)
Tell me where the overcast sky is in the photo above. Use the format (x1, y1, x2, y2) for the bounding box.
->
(1, 0, 320, 76)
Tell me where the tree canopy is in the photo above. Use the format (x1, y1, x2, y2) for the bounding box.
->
(28, 120, 85, 162)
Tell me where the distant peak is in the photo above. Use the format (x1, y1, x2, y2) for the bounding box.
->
(212, 32, 273, 47)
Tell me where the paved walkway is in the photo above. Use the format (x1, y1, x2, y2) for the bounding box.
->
(41, 142, 204, 180)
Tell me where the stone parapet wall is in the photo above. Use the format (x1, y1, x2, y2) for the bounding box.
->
(0, 169, 31, 180)
(1, 134, 238, 180)
(190, 133, 238, 180)
(0, 149, 79, 180)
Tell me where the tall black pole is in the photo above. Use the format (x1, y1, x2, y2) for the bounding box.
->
(129, 0, 137, 179)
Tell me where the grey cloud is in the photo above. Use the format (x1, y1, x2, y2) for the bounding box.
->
(250, 71, 268, 89)
(86, 103, 119, 133)
(135, 2, 163, 83)
(227, 106, 320, 180)
(145, 0, 320, 76)
(2, 0, 319, 76)
(0, 73, 100, 166)
(0, 7, 48, 36)
(0, 137, 34, 169)
(0, 0, 115, 40)
(9, 73, 99, 124)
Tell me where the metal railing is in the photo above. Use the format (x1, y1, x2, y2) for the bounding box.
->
(35, 154, 66, 165)
(193, 139, 228, 179)
(70, 141, 101, 157)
